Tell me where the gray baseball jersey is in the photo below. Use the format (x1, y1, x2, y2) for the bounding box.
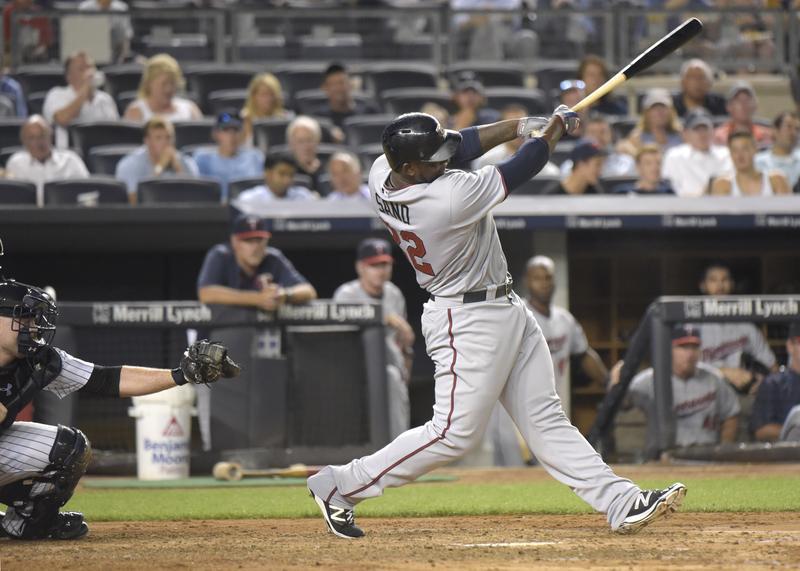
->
(629, 362, 740, 447)
(694, 322, 776, 369)
(333, 279, 410, 438)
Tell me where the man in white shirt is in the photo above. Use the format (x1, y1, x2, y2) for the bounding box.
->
(661, 108, 733, 197)
(5, 115, 89, 206)
(42, 51, 119, 149)
(755, 111, 800, 191)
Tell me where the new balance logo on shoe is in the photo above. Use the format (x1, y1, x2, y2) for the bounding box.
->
(308, 489, 364, 539)
(617, 482, 687, 535)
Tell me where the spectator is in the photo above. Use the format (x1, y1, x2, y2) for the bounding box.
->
(560, 115, 636, 178)
(194, 112, 264, 201)
(672, 58, 727, 118)
(115, 117, 199, 199)
(240, 72, 293, 146)
(472, 103, 560, 176)
(123, 53, 202, 122)
(310, 63, 379, 139)
(755, 111, 800, 190)
(2, 0, 53, 63)
(0, 73, 27, 117)
(286, 115, 325, 191)
(577, 55, 627, 116)
(450, 0, 523, 61)
(661, 108, 733, 197)
(557, 79, 586, 140)
(713, 81, 772, 147)
(448, 72, 501, 131)
(548, 139, 604, 195)
(695, 262, 777, 394)
(710, 131, 790, 196)
(614, 144, 674, 195)
(43, 51, 119, 149)
(420, 101, 450, 127)
(619, 88, 683, 156)
(232, 152, 316, 214)
(77, 0, 133, 63)
(333, 238, 412, 438)
(750, 321, 800, 442)
(5, 115, 89, 206)
(325, 151, 369, 201)
(618, 324, 740, 450)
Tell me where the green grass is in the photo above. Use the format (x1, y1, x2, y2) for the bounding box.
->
(66, 475, 800, 522)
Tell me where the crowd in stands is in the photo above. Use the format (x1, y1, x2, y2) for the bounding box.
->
(0, 41, 799, 205)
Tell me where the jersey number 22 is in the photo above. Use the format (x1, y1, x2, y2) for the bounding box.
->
(387, 227, 435, 276)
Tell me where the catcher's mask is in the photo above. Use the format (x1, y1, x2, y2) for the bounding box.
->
(0, 279, 58, 357)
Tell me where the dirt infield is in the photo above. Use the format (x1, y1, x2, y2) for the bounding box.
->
(2, 465, 800, 570)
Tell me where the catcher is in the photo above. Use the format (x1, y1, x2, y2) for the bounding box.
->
(0, 276, 240, 540)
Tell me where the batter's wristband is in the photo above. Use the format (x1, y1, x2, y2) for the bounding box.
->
(171, 367, 187, 386)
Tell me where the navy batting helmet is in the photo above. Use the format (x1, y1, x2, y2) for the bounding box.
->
(382, 113, 462, 172)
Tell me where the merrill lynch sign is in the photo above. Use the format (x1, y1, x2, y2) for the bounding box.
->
(92, 303, 213, 325)
(683, 298, 799, 320)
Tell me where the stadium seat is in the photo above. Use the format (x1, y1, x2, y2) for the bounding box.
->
(207, 89, 248, 116)
(381, 88, 456, 116)
(356, 143, 383, 172)
(136, 177, 222, 204)
(0, 180, 37, 205)
(0, 146, 22, 168)
(102, 64, 144, 97)
(115, 90, 139, 115)
(514, 175, 561, 195)
(173, 120, 215, 149)
(274, 62, 329, 98)
(361, 63, 439, 99)
(600, 175, 638, 194)
(292, 89, 375, 115)
(535, 65, 578, 98)
(12, 66, 64, 97)
(229, 177, 264, 200)
(343, 114, 393, 147)
(185, 68, 255, 111)
(69, 121, 143, 160)
(298, 34, 362, 61)
(610, 118, 638, 141)
(88, 144, 140, 175)
(484, 87, 548, 115)
(26, 91, 47, 116)
(446, 62, 526, 88)
(252, 117, 336, 153)
(236, 36, 288, 62)
(0, 118, 25, 149)
(43, 177, 129, 205)
(142, 34, 213, 62)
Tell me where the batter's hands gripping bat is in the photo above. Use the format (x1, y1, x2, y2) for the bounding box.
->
(570, 17, 704, 113)
(212, 461, 322, 481)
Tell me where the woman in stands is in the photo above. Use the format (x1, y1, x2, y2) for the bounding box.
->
(240, 73, 294, 145)
(619, 88, 683, 156)
(710, 131, 790, 196)
(123, 53, 202, 122)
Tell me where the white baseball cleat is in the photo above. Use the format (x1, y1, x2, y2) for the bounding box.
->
(616, 482, 687, 535)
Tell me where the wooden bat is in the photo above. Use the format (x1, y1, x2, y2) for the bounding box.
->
(571, 18, 704, 113)
(212, 461, 322, 481)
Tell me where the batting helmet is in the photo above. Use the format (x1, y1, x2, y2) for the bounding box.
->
(382, 113, 462, 172)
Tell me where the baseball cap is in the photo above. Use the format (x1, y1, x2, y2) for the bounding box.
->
(559, 79, 585, 93)
(672, 324, 701, 346)
(788, 320, 800, 340)
(684, 108, 713, 130)
(454, 71, 485, 95)
(357, 238, 393, 265)
(216, 111, 243, 130)
(726, 80, 756, 102)
(642, 88, 673, 110)
(231, 214, 271, 239)
(570, 139, 607, 164)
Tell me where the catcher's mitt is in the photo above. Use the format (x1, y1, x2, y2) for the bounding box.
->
(173, 340, 241, 385)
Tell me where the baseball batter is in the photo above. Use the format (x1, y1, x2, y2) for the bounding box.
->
(308, 109, 686, 538)
(0, 273, 240, 540)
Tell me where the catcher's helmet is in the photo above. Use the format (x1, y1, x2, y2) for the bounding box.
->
(0, 279, 58, 355)
(382, 113, 462, 172)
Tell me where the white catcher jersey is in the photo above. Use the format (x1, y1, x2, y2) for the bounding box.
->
(368, 155, 508, 296)
(693, 322, 776, 370)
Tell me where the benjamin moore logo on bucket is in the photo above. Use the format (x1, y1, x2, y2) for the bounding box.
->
(162, 416, 185, 437)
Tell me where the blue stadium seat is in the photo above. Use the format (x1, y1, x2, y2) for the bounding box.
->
(136, 177, 222, 204)
(0, 180, 37, 205)
(44, 177, 129, 205)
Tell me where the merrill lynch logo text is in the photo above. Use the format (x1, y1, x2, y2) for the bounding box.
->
(694, 298, 799, 319)
(92, 304, 213, 325)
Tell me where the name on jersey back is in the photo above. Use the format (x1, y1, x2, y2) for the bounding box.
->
(375, 194, 410, 224)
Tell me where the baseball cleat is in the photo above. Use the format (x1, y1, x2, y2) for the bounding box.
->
(308, 489, 364, 539)
(616, 482, 687, 535)
(45, 512, 90, 540)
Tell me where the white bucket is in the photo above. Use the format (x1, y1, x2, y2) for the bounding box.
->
(128, 385, 196, 480)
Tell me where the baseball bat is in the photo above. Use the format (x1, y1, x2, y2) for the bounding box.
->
(212, 461, 322, 481)
(570, 17, 704, 113)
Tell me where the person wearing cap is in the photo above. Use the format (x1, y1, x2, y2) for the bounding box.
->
(661, 108, 733, 197)
(115, 116, 199, 201)
(325, 151, 370, 201)
(754, 111, 800, 191)
(710, 130, 790, 196)
(672, 59, 727, 118)
(619, 88, 683, 157)
(309, 63, 379, 139)
(549, 138, 605, 195)
(615, 324, 740, 451)
(614, 144, 674, 195)
(750, 321, 800, 442)
(194, 111, 264, 201)
(332, 238, 412, 438)
(713, 82, 772, 147)
(449, 72, 501, 133)
(232, 152, 317, 215)
(559, 115, 635, 179)
(197, 214, 317, 312)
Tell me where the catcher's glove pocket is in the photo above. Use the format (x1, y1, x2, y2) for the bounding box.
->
(173, 339, 241, 385)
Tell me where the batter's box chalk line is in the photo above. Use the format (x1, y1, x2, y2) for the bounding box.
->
(455, 541, 559, 548)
